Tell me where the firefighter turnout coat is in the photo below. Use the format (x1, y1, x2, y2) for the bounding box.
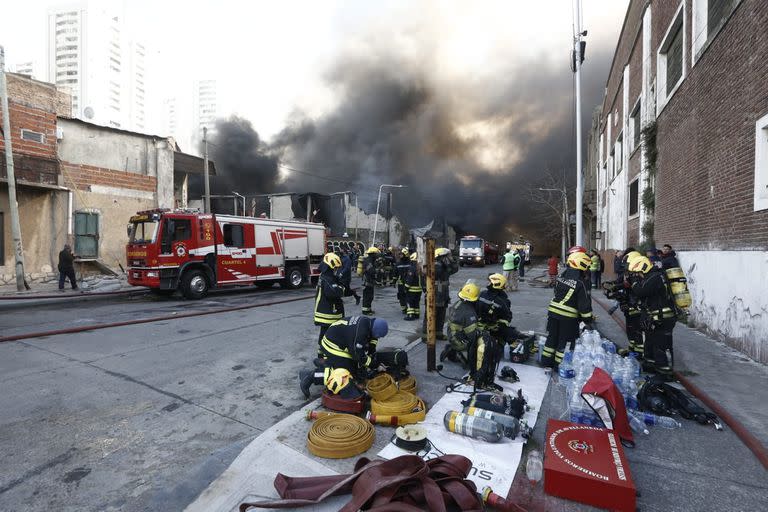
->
(547, 267, 593, 322)
(319, 316, 379, 378)
(314, 267, 345, 326)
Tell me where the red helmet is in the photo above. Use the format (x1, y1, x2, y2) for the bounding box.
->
(568, 245, 587, 254)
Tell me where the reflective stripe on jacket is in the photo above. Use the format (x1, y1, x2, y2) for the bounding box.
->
(548, 268, 593, 320)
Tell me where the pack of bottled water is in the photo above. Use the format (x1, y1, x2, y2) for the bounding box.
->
(559, 330, 642, 426)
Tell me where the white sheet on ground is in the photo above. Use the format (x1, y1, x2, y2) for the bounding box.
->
(378, 363, 551, 496)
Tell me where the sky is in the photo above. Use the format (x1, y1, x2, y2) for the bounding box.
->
(1, 0, 630, 246)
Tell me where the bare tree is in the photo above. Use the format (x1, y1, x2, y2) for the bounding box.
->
(526, 168, 574, 259)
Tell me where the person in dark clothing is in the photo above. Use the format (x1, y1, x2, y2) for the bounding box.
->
(613, 250, 625, 282)
(425, 247, 459, 339)
(58, 244, 78, 290)
(660, 244, 680, 270)
(517, 248, 526, 279)
(314, 253, 346, 351)
(404, 252, 422, 320)
(299, 316, 388, 398)
(541, 252, 594, 368)
(629, 256, 676, 376)
(477, 273, 523, 352)
(646, 248, 662, 268)
(338, 250, 361, 305)
(395, 248, 410, 314)
(361, 247, 380, 315)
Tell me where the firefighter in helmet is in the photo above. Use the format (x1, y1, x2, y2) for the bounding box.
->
(629, 256, 676, 376)
(441, 280, 480, 367)
(541, 251, 594, 368)
(404, 252, 422, 320)
(427, 247, 459, 339)
(314, 252, 346, 351)
(622, 249, 645, 357)
(395, 247, 411, 314)
(361, 247, 380, 315)
(299, 316, 389, 398)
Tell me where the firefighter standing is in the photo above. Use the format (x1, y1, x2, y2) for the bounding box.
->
(622, 250, 645, 356)
(361, 247, 380, 315)
(629, 256, 676, 376)
(404, 252, 422, 321)
(299, 316, 388, 398)
(395, 247, 410, 314)
(430, 247, 459, 339)
(441, 281, 481, 368)
(541, 252, 594, 368)
(314, 253, 346, 350)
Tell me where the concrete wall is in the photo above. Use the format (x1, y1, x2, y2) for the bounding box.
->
(0, 187, 68, 284)
(680, 251, 768, 364)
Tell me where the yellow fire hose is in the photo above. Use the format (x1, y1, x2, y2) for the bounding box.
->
(306, 414, 375, 459)
(398, 375, 417, 394)
(365, 373, 425, 426)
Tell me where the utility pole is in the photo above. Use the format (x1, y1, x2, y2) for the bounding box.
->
(425, 238, 436, 371)
(0, 46, 28, 291)
(203, 126, 211, 214)
(574, 0, 585, 247)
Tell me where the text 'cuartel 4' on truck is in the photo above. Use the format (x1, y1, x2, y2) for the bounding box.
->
(126, 209, 326, 298)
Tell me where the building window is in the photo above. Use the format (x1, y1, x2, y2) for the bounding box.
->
(755, 112, 768, 211)
(20, 129, 45, 144)
(74, 211, 99, 259)
(693, 0, 741, 62)
(609, 149, 616, 178)
(657, 2, 686, 112)
(629, 179, 639, 217)
(630, 101, 641, 152)
(615, 132, 624, 173)
(223, 224, 245, 247)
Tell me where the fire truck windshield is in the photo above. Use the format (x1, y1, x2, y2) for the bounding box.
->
(461, 239, 482, 249)
(129, 220, 159, 244)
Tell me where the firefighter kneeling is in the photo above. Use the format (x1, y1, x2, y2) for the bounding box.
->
(299, 315, 389, 399)
(541, 252, 594, 368)
(628, 256, 676, 377)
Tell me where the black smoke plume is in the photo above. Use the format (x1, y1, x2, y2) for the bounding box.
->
(206, 41, 614, 251)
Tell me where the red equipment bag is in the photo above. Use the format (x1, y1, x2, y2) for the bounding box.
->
(581, 367, 635, 447)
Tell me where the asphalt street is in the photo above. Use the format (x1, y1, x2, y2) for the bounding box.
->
(1, 266, 766, 512)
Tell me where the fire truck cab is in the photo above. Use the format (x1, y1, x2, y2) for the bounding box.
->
(126, 209, 326, 299)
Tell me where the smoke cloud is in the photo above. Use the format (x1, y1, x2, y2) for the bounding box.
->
(207, 24, 616, 251)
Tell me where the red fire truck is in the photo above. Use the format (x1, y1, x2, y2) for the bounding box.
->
(126, 209, 326, 298)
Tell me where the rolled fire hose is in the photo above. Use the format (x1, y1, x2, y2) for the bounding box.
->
(398, 375, 417, 394)
(366, 373, 398, 400)
(307, 414, 375, 459)
(369, 391, 427, 426)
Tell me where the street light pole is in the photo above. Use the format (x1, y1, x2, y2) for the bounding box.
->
(574, 0, 585, 246)
(371, 184, 405, 247)
(203, 127, 211, 214)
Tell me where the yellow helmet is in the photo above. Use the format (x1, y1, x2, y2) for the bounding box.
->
(625, 251, 643, 263)
(325, 368, 352, 394)
(435, 247, 451, 258)
(366, 247, 381, 255)
(323, 252, 342, 269)
(458, 282, 480, 301)
(488, 273, 507, 290)
(401, 247, 410, 256)
(410, 252, 419, 261)
(566, 252, 592, 271)
(628, 256, 653, 274)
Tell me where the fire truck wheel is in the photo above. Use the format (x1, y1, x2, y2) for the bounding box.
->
(181, 269, 210, 299)
(282, 266, 305, 290)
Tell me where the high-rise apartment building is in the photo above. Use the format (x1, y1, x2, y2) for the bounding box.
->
(194, 79, 218, 137)
(47, 1, 146, 130)
(13, 61, 37, 79)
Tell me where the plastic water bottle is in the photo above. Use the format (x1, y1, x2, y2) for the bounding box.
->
(525, 450, 543, 485)
(568, 389, 584, 424)
(444, 411, 504, 442)
(628, 353, 641, 378)
(628, 412, 650, 435)
(558, 351, 575, 383)
(631, 411, 682, 429)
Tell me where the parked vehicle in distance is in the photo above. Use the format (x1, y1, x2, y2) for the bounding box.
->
(459, 235, 499, 266)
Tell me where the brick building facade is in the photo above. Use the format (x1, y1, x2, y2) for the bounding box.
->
(591, 0, 768, 362)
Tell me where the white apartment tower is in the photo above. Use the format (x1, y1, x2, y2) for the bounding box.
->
(47, 1, 146, 130)
(194, 79, 218, 136)
(13, 61, 37, 79)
